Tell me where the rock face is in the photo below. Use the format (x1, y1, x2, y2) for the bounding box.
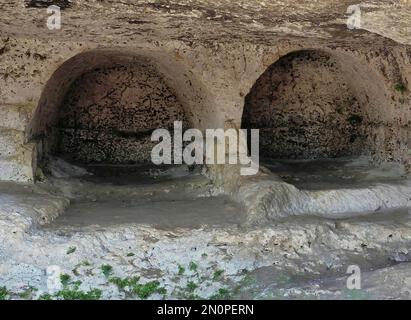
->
(0, 0, 410, 301)
(0, 1, 409, 181)
(1, 0, 409, 219)
(1, 176, 411, 299)
(55, 64, 188, 164)
(243, 50, 369, 159)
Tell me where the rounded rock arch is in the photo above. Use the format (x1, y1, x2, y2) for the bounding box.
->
(241, 48, 394, 161)
(27, 48, 214, 171)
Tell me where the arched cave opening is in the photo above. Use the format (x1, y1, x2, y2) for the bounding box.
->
(241, 50, 405, 189)
(27, 50, 245, 228)
(52, 63, 189, 172)
(27, 50, 196, 180)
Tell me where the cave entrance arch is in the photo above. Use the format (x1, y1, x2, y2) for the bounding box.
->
(241, 49, 398, 188)
(50, 62, 188, 167)
(25, 49, 247, 227)
(27, 49, 209, 176)
(243, 50, 374, 160)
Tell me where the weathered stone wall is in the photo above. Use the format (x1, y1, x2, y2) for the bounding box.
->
(242, 50, 370, 159)
(54, 64, 188, 164)
(0, 19, 410, 182)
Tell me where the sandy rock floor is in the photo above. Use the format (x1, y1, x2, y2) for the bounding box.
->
(0, 160, 411, 300)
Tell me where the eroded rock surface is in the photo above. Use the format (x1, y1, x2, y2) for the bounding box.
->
(0, 0, 411, 300)
(1, 175, 411, 299)
(56, 64, 188, 164)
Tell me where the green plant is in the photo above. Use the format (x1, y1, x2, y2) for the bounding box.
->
(109, 276, 140, 290)
(186, 281, 198, 292)
(178, 265, 185, 275)
(109, 276, 166, 299)
(101, 264, 113, 277)
(189, 261, 198, 272)
(19, 290, 31, 299)
(60, 273, 71, 286)
(66, 246, 76, 255)
(38, 293, 53, 300)
(132, 281, 166, 299)
(395, 83, 407, 94)
(44, 275, 101, 300)
(213, 269, 224, 281)
(71, 280, 82, 290)
(0, 286, 9, 300)
(210, 288, 231, 300)
(19, 286, 38, 299)
(126, 253, 135, 257)
(56, 288, 102, 300)
(80, 260, 91, 266)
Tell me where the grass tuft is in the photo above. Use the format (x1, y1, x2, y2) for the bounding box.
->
(395, 83, 407, 94)
(66, 246, 76, 255)
(101, 264, 113, 277)
(189, 261, 198, 272)
(0, 287, 9, 300)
